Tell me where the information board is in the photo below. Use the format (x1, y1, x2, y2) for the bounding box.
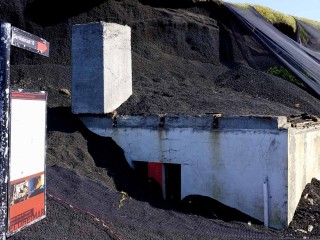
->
(8, 90, 47, 235)
(0, 22, 49, 238)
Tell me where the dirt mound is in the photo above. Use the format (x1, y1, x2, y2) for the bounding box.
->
(1, 0, 320, 239)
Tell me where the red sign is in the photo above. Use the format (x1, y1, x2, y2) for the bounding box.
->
(8, 173, 45, 233)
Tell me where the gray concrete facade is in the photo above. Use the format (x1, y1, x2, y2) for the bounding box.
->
(78, 114, 320, 229)
(72, 22, 132, 114)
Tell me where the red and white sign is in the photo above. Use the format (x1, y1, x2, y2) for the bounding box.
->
(8, 90, 47, 234)
(11, 27, 50, 57)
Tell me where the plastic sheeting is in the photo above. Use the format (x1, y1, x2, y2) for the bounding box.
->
(296, 20, 320, 61)
(225, 4, 320, 98)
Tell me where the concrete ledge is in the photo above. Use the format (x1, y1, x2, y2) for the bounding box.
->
(117, 115, 160, 128)
(81, 115, 292, 131)
(81, 115, 113, 134)
(218, 116, 289, 130)
(164, 115, 214, 129)
(81, 115, 215, 130)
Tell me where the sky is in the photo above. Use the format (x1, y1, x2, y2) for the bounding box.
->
(224, 0, 320, 22)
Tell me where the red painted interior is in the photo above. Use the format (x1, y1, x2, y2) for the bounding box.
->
(148, 162, 162, 188)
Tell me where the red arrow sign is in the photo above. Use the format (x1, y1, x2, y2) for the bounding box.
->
(11, 27, 50, 57)
(37, 41, 48, 53)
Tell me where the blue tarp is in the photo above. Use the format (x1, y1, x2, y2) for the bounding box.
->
(225, 3, 320, 97)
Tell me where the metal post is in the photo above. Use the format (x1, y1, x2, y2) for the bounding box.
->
(263, 180, 269, 228)
(0, 22, 11, 239)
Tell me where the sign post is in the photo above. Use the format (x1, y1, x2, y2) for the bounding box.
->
(0, 22, 49, 239)
(0, 22, 12, 240)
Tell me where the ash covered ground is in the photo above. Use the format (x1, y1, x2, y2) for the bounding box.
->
(1, 0, 320, 239)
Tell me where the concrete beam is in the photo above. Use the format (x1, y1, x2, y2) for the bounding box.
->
(72, 21, 132, 114)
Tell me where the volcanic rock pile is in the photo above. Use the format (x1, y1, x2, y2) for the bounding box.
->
(0, 0, 319, 239)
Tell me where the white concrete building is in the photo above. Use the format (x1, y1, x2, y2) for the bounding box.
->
(71, 21, 320, 230)
(80, 114, 320, 229)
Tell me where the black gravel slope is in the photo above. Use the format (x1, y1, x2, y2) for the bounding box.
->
(1, 0, 320, 239)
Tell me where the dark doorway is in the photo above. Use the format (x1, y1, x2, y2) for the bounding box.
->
(164, 164, 181, 204)
(133, 161, 148, 180)
(133, 161, 164, 204)
(133, 161, 181, 205)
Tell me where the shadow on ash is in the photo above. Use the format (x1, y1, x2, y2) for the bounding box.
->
(71, 21, 320, 230)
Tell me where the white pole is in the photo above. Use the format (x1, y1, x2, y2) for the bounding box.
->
(263, 180, 269, 227)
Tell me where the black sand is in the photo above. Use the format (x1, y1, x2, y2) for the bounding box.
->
(1, 0, 320, 239)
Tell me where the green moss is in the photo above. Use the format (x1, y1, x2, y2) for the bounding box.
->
(232, 3, 250, 9)
(267, 66, 305, 88)
(296, 17, 320, 30)
(229, 2, 320, 32)
(228, 2, 320, 48)
(298, 25, 310, 45)
(229, 3, 296, 32)
(295, 18, 320, 45)
(253, 5, 296, 32)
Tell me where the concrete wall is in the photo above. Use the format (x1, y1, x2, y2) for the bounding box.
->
(288, 128, 320, 226)
(81, 115, 294, 229)
(72, 22, 132, 114)
(181, 130, 288, 229)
